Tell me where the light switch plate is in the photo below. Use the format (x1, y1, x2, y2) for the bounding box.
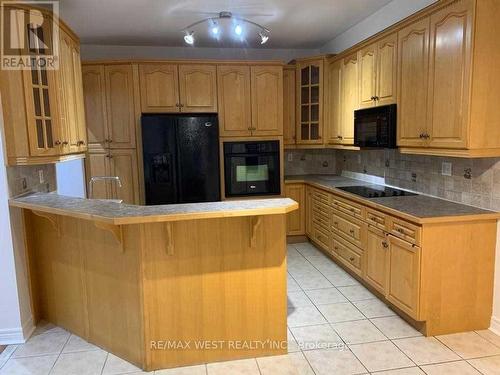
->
(441, 162, 452, 176)
(287, 153, 293, 162)
(38, 170, 45, 184)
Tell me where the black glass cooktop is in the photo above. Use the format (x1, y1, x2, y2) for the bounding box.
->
(337, 185, 418, 199)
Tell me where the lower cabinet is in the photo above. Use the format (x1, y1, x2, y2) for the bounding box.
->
(285, 184, 305, 235)
(365, 226, 389, 295)
(85, 149, 139, 204)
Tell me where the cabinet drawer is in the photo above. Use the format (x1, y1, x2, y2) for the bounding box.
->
(312, 188, 330, 205)
(312, 227, 331, 251)
(390, 218, 421, 245)
(312, 212, 330, 231)
(366, 209, 387, 230)
(331, 195, 365, 219)
(332, 238, 362, 275)
(331, 212, 366, 248)
(312, 199, 331, 215)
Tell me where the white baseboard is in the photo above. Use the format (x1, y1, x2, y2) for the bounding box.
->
(0, 327, 26, 345)
(490, 316, 500, 335)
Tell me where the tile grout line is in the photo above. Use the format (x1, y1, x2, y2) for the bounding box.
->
(47, 331, 72, 375)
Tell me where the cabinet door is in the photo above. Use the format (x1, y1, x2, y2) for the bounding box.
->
(217, 65, 252, 137)
(19, 8, 60, 157)
(251, 66, 283, 136)
(139, 64, 179, 113)
(325, 59, 342, 144)
(85, 151, 110, 199)
(365, 226, 389, 295)
(376, 33, 398, 106)
(397, 18, 430, 147)
(109, 149, 140, 204)
(105, 65, 136, 149)
(427, 0, 473, 149)
(359, 45, 377, 108)
(387, 235, 421, 319)
(82, 65, 108, 151)
(71, 45, 88, 152)
(178, 64, 217, 112)
(285, 184, 305, 235)
(340, 54, 359, 145)
(283, 67, 296, 145)
(296, 60, 324, 144)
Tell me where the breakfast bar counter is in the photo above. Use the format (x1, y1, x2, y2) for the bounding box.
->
(10, 194, 298, 371)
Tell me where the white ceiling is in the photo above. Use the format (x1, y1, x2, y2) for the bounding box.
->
(59, 0, 393, 49)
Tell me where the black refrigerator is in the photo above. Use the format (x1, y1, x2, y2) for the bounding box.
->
(141, 114, 220, 205)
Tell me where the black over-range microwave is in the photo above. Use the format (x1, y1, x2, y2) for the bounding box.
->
(354, 104, 397, 148)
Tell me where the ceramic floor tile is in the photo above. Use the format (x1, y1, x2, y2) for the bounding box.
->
(352, 299, 396, 319)
(312, 262, 344, 274)
(256, 352, 314, 375)
(332, 320, 386, 345)
(287, 306, 327, 327)
(420, 360, 481, 374)
(287, 275, 301, 292)
(12, 331, 70, 358)
(370, 316, 422, 339)
(303, 347, 367, 375)
(51, 349, 108, 375)
(206, 358, 259, 375)
(294, 243, 321, 257)
(293, 275, 333, 291)
(0, 354, 58, 375)
(287, 328, 300, 353)
(325, 273, 361, 287)
(372, 368, 425, 374)
(31, 322, 67, 337)
(290, 324, 344, 351)
(62, 335, 100, 353)
(337, 285, 376, 302)
(349, 341, 414, 372)
(476, 330, 500, 348)
(102, 353, 144, 374)
(436, 332, 500, 359)
(155, 364, 207, 374)
(305, 287, 348, 305)
(468, 355, 500, 375)
(316, 302, 365, 323)
(393, 337, 460, 365)
(0, 345, 18, 368)
(287, 291, 313, 308)
(287, 246, 303, 258)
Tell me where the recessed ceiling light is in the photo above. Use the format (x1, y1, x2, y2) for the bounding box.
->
(259, 32, 269, 44)
(234, 24, 243, 36)
(211, 21, 219, 36)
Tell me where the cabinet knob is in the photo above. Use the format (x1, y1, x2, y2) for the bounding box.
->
(337, 135, 343, 139)
(54, 140, 61, 145)
(382, 241, 389, 248)
(349, 257, 355, 262)
(371, 96, 376, 101)
(349, 229, 355, 235)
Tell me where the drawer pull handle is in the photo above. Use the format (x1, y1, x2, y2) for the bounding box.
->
(349, 257, 355, 262)
(349, 229, 355, 235)
(334, 246, 338, 250)
(397, 228, 404, 234)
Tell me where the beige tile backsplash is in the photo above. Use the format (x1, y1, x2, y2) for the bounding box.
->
(6, 164, 56, 198)
(285, 149, 500, 211)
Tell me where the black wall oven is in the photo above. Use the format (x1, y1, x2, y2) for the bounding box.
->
(223, 140, 281, 197)
(354, 104, 397, 148)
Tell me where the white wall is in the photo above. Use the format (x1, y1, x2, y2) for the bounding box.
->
(0, 95, 28, 344)
(81, 44, 319, 62)
(56, 159, 86, 198)
(320, 0, 437, 53)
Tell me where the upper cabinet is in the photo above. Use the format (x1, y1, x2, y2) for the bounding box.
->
(283, 65, 296, 146)
(340, 53, 359, 145)
(0, 5, 87, 165)
(325, 59, 342, 144)
(296, 58, 324, 145)
(217, 64, 283, 137)
(359, 33, 397, 109)
(82, 64, 137, 150)
(139, 63, 217, 113)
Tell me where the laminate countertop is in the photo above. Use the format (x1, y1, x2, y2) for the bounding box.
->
(285, 174, 500, 224)
(9, 193, 298, 225)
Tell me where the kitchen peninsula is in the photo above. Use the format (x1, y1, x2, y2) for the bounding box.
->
(9, 193, 298, 371)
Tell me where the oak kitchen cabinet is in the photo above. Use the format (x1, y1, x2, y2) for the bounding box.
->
(339, 53, 359, 146)
(285, 183, 305, 235)
(287, 180, 498, 336)
(139, 63, 217, 113)
(359, 33, 397, 109)
(218, 64, 283, 137)
(283, 65, 296, 146)
(85, 148, 139, 204)
(0, 5, 87, 165)
(295, 57, 325, 145)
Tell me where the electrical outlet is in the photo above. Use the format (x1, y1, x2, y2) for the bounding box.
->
(287, 153, 293, 162)
(21, 178, 27, 190)
(441, 162, 452, 176)
(38, 170, 45, 184)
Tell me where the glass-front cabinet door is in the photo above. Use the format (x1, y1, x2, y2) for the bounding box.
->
(296, 58, 324, 145)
